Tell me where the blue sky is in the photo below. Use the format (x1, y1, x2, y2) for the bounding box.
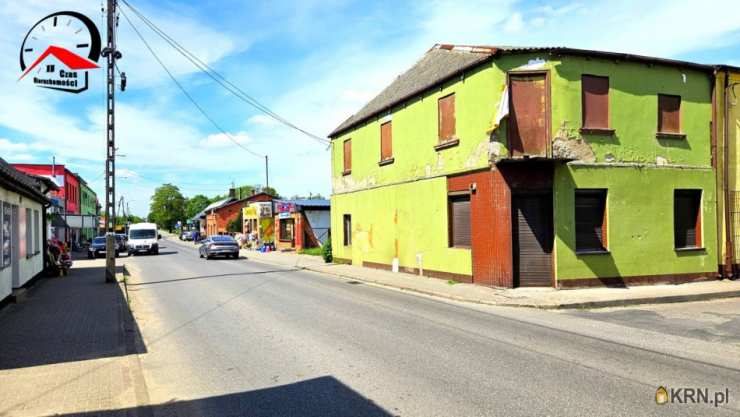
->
(0, 0, 738, 215)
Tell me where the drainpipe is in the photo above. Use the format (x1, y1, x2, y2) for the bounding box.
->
(724, 70, 736, 278)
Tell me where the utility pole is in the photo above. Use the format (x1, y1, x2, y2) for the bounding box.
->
(102, 0, 121, 283)
(265, 155, 269, 189)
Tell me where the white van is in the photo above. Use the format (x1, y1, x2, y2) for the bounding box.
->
(128, 222, 160, 255)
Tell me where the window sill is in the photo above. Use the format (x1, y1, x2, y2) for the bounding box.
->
(675, 247, 705, 252)
(576, 249, 610, 255)
(449, 245, 471, 250)
(341, 169, 352, 176)
(378, 158, 395, 167)
(434, 139, 460, 151)
(579, 127, 615, 135)
(279, 239, 294, 243)
(656, 132, 686, 139)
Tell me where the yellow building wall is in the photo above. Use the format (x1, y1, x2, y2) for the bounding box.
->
(331, 177, 472, 277)
(715, 70, 740, 268)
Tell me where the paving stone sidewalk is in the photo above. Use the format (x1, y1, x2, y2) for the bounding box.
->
(231, 246, 740, 309)
(0, 258, 149, 417)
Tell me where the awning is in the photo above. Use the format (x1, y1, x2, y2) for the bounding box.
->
(50, 214, 69, 228)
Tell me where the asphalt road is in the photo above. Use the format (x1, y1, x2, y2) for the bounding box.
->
(122, 237, 740, 417)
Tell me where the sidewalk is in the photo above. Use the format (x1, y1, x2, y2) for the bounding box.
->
(0, 258, 148, 417)
(239, 248, 740, 309)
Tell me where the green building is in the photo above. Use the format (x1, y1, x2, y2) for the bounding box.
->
(329, 45, 717, 288)
(78, 176, 98, 241)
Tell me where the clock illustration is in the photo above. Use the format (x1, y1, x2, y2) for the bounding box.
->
(20, 11, 101, 72)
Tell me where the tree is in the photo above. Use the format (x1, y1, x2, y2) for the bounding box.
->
(149, 184, 186, 231)
(227, 210, 242, 233)
(262, 186, 279, 198)
(185, 194, 211, 219)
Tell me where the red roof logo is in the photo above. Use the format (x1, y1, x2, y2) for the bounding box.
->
(19, 45, 99, 80)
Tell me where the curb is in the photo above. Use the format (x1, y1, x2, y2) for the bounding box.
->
(246, 255, 740, 310)
(538, 288, 740, 310)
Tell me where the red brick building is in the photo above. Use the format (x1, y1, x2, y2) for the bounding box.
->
(12, 164, 80, 214)
(205, 193, 274, 236)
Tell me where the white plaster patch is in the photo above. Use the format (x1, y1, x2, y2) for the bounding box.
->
(515, 58, 547, 71)
(656, 156, 668, 166)
(465, 141, 489, 168)
(490, 141, 503, 157)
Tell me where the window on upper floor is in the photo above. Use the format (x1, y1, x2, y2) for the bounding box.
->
(674, 189, 702, 250)
(448, 193, 471, 248)
(437, 93, 457, 147)
(581, 75, 611, 133)
(575, 189, 608, 253)
(380, 121, 393, 165)
(658, 94, 683, 137)
(343, 139, 352, 175)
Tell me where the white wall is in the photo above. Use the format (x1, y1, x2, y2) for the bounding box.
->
(0, 185, 44, 300)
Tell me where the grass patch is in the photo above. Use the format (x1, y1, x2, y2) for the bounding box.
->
(298, 247, 323, 256)
(447, 280, 459, 286)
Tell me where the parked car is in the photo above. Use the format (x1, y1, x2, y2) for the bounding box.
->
(128, 222, 160, 255)
(116, 233, 128, 247)
(87, 235, 125, 258)
(180, 230, 195, 241)
(199, 235, 240, 259)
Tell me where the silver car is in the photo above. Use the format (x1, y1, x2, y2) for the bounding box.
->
(199, 235, 240, 259)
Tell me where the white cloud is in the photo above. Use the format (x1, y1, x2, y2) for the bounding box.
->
(247, 114, 278, 127)
(0, 138, 29, 152)
(199, 131, 251, 148)
(504, 13, 524, 34)
(118, 168, 139, 180)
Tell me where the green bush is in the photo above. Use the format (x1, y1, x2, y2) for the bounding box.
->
(298, 247, 323, 256)
(321, 240, 333, 263)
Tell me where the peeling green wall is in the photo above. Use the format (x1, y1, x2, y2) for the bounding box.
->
(550, 59, 712, 166)
(555, 165, 717, 280)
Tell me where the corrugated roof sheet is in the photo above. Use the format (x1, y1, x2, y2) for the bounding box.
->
(328, 44, 716, 138)
(329, 46, 491, 137)
(192, 197, 236, 220)
(277, 199, 331, 209)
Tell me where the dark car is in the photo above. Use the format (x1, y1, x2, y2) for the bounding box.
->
(199, 235, 240, 259)
(87, 235, 125, 259)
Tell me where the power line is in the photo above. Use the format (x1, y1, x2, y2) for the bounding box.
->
(120, 0, 330, 146)
(119, 7, 264, 159)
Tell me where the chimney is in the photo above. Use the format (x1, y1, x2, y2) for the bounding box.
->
(229, 188, 235, 198)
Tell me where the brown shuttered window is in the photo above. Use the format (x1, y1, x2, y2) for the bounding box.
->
(674, 190, 701, 249)
(581, 75, 609, 129)
(438, 93, 456, 143)
(343, 139, 352, 174)
(343, 214, 352, 246)
(658, 94, 681, 134)
(448, 194, 471, 247)
(380, 121, 393, 162)
(575, 189, 607, 252)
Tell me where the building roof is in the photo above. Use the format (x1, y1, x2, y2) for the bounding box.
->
(215, 192, 275, 212)
(278, 199, 331, 210)
(192, 197, 236, 220)
(28, 174, 60, 192)
(328, 44, 716, 138)
(0, 158, 49, 203)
